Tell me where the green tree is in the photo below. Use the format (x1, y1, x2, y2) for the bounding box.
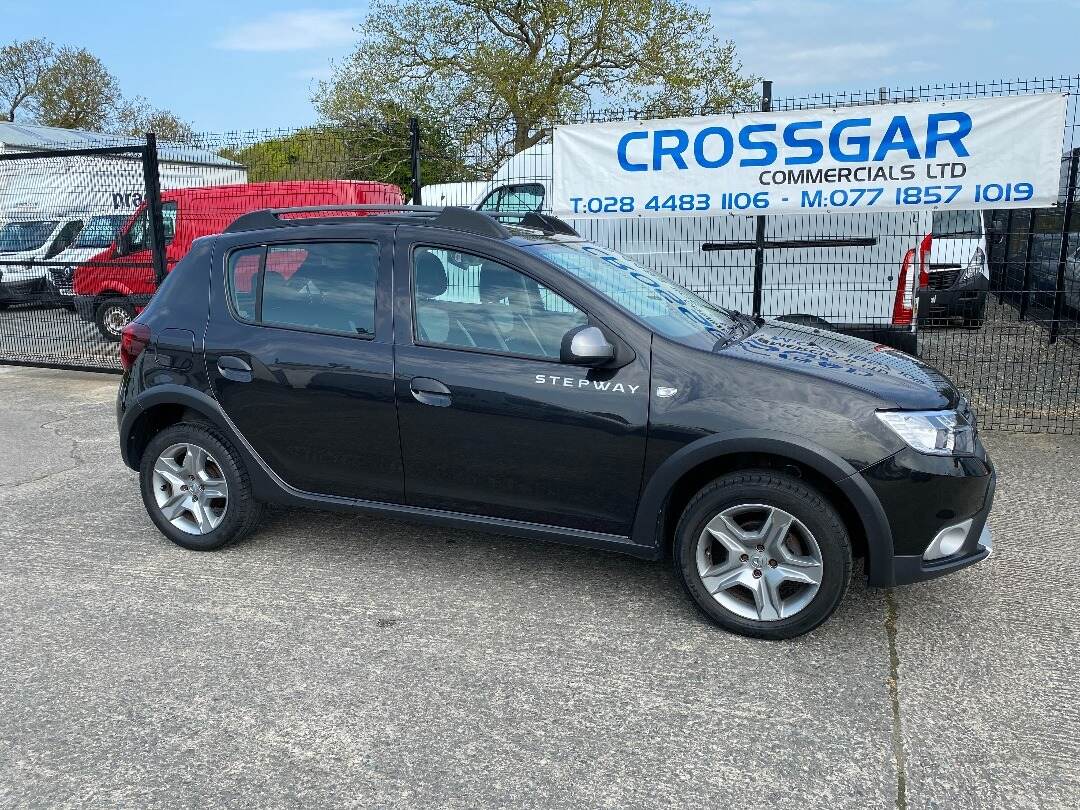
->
(113, 96, 196, 143)
(314, 0, 756, 174)
(29, 46, 121, 130)
(0, 38, 55, 122)
(221, 116, 467, 200)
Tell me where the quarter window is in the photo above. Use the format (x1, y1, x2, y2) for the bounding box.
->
(412, 247, 586, 359)
(227, 241, 378, 336)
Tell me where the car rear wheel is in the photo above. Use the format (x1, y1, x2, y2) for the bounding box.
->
(673, 470, 852, 640)
(95, 298, 135, 341)
(140, 422, 264, 551)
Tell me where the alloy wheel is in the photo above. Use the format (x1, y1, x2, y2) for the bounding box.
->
(151, 443, 229, 535)
(695, 503, 823, 621)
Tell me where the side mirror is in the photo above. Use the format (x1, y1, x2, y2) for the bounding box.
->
(561, 325, 614, 366)
(115, 231, 131, 256)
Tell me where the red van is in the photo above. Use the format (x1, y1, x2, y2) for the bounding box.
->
(72, 180, 403, 339)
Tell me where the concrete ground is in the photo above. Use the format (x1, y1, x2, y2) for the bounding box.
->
(0, 364, 1077, 809)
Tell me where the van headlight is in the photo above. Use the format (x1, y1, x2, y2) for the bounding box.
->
(876, 409, 976, 456)
(957, 247, 985, 285)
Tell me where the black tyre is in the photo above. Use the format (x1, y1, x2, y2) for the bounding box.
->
(673, 470, 852, 640)
(139, 422, 264, 551)
(94, 298, 135, 341)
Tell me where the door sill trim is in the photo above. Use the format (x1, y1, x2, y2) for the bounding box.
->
(216, 403, 655, 559)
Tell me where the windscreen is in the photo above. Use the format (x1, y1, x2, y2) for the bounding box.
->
(524, 240, 740, 350)
(932, 209, 983, 237)
(0, 220, 58, 253)
(74, 215, 127, 249)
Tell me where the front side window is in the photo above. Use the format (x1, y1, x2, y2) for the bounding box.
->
(478, 183, 545, 214)
(227, 241, 378, 336)
(523, 241, 739, 350)
(412, 246, 586, 359)
(126, 202, 178, 252)
(0, 220, 59, 253)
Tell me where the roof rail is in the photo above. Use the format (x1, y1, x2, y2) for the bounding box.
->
(224, 204, 511, 240)
(225, 204, 437, 233)
(518, 212, 579, 237)
(485, 210, 579, 237)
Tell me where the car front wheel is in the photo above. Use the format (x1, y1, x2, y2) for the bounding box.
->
(673, 470, 852, 640)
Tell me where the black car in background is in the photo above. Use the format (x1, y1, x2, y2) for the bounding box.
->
(115, 206, 994, 639)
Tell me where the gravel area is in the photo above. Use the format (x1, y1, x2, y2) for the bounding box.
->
(0, 365, 1078, 808)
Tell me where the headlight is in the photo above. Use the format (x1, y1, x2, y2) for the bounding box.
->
(876, 409, 976, 456)
(957, 247, 985, 285)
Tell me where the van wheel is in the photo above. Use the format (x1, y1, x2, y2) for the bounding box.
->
(140, 422, 264, 551)
(95, 298, 135, 341)
(673, 471, 852, 640)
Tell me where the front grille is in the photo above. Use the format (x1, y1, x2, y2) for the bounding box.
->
(49, 267, 74, 285)
(927, 267, 960, 289)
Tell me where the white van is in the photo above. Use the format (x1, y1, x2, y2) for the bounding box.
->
(0, 214, 85, 307)
(916, 209, 989, 327)
(44, 212, 128, 303)
(421, 181, 487, 207)
(475, 144, 989, 348)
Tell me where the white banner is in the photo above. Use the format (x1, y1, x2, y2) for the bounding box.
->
(552, 94, 1067, 218)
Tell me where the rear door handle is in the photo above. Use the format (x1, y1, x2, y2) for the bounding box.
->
(217, 355, 253, 383)
(410, 376, 451, 407)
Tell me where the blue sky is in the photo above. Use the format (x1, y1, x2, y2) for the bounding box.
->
(2, 0, 1078, 133)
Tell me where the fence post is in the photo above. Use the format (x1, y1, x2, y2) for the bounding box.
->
(409, 117, 422, 205)
(751, 80, 772, 318)
(141, 132, 167, 285)
(1018, 209, 1037, 320)
(1050, 147, 1079, 344)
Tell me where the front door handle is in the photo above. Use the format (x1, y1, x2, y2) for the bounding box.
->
(217, 355, 253, 383)
(410, 376, 451, 407)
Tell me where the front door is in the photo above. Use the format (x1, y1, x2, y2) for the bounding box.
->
(205, 233, 402, 501)
(393, 238, 650, 536)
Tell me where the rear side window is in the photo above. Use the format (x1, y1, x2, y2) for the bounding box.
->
(226, 241, 378, 337)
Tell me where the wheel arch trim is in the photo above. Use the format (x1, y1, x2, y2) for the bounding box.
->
(630, 431, 895, 584)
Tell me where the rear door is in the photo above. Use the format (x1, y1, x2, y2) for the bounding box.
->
(205, 227, 402, 501)
(392, 230, 650, 536)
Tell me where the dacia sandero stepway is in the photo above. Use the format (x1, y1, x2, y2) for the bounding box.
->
(116, 205, 994, 639)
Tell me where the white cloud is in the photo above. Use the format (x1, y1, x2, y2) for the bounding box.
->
(217, 9, 362, 52)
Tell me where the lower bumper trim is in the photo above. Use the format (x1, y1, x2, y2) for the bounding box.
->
(890, 523, 992, 586)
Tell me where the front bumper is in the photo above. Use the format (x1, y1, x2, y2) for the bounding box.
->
(0, 273, 48, 302)
(860, 441, 996, 587)
(917, 273, 988, 324)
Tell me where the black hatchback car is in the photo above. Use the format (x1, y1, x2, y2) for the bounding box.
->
(116, 205, 994, 639)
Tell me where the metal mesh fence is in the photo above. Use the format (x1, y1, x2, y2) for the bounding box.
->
(0, 75, 1078, 433)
